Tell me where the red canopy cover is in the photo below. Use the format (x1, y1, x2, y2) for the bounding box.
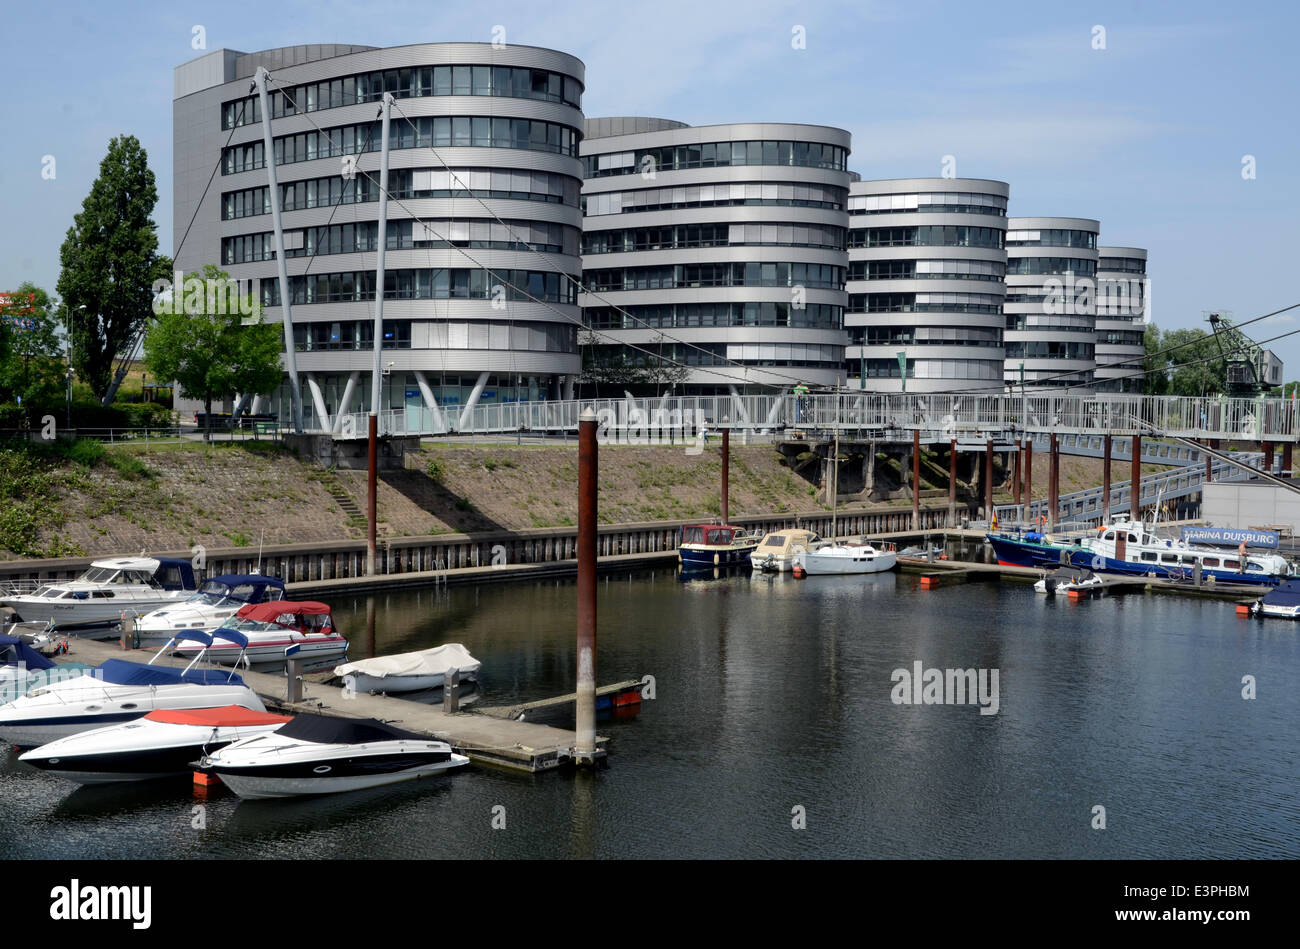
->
(235, 600, 333, 623)
(145, 706, 292, 727)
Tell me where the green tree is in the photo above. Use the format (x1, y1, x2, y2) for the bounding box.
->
(1142, 324, 1229, 397)
(56, 135, 172, 404)
(1, 283, 67, 419)
(144, 265, 283, 441)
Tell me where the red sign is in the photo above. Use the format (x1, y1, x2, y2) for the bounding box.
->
(0, 292, 36, 315)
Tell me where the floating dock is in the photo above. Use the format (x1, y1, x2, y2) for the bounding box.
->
(53, 638, 614, 772)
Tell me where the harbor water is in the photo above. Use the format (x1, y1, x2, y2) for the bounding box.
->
(1, 563, 1296, 859)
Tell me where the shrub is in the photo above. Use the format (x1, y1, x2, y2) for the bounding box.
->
(426, 458, 444, 482)
(65, 439, 106, 467)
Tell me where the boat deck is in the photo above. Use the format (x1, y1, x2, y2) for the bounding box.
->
(51, 638, 611, 772)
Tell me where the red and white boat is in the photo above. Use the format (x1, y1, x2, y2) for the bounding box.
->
(173, 601, 348, 665)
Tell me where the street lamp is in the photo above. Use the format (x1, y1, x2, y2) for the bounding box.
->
(66, 304, 85, 431)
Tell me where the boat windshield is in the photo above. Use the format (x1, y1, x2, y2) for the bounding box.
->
(681, 527, 705, 544)
(761, 534, 786, 548)
(191, 590, 231, 607)
(79, 567, 121, 583)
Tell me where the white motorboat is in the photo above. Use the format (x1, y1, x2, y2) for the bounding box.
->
(199, 713, 469, 799)
(172, 601, 347, 665)
(333, 644, 481, 694)
(0, 557, 200, 631)
(0, 629, 264, 747)
(1, 629, 93, 703)
(135, 574, 286, 644)
(750, 529, 821, 572)
(1250, 579, 1300, 619)
(1034, 566, 1104, 595)
(19, 705, 292, 784)
(794, 541, 899, 576)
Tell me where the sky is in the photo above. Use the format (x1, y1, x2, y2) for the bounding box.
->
(2, 0, 1298, 371)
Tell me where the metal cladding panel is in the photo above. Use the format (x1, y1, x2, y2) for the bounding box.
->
(579, 122, 851, 155)
(585, 116, 690, 138)
(1008, 216, 1100, 232)
(850, 177, 1010, 197)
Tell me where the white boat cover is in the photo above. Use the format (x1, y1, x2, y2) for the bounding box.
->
(334, 643, 480, 680)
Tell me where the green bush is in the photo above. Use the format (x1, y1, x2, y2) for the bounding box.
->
(0, 404, 26, 430)
(426, 458, 444, 482)
(105, 452, 153, 479)
(65, 439, 106, 467)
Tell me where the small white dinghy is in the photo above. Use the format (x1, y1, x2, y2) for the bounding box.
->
(333, 644, 481, 694)
(1034, 567, 1103, 596)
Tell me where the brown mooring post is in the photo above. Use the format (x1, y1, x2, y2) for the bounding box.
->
(985, 439, 994, 524)
(575, 407, 598, 764)
(1130, 434, 1142, 519)
(913, 428, 921, 529)
(1102, 434, 1112, 521)
(1284, 442, 1293, 477)
(948, 438, 958, 527)
(1205, 442, 1213, 485)
(1023, 438, 1033, 524)
(1049, 433, 1060, 530)
(721, 427, 730, 524)
(1263, 440, 1274, 474)
(367, 413, 378, 575)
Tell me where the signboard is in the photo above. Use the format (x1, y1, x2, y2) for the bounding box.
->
(1181, 527, 1279, 549)
(0, 292, 37, 330)
(404, 389, 419, 399)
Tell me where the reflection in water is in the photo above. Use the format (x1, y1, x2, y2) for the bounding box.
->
(0, 566, 1296, 860)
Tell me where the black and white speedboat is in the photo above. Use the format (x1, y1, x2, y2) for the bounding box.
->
(0, 630, 263, 747)
(199, 713, 469, 799)
(18, 705, 292, 784)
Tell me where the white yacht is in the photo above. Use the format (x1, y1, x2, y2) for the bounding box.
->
(795, 541, 899, 576)
(0, 557, 200, 631)
(135, 574, 286, 645)
(171, 601, 347, 665)
(0, 629, 263, 747)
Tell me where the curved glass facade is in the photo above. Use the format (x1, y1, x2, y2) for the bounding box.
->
(1003, 217, 1100, 388)
(176, 42, 587, 426)
(1093, 246, 1148, 392)
(580, 121, 852, 391)
(845, 178, 1009, 393)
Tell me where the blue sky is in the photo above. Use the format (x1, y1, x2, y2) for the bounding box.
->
(3, 0, 1298, 369)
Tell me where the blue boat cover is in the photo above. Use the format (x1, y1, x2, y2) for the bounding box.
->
(95, 658, 244, 687)
(0, 636, 56, 671)
(1261, 579, 1300, 607)
(212, 628, 249, 648)
(200, 575, 286, 602)
(169, 629, 213, 647)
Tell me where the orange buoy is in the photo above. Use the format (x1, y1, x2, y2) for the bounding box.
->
(1235, 604, 1252, 616)
(793, 565, 806, 579)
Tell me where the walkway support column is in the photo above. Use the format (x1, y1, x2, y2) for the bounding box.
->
(575, 407, 598, 765)
(948, 438, 957, 527)
(1284, 442, 1293, 477)
(457, 371, 490, 431)
(1102, 434, 1112, 522)
(984, 439, 993, 524)
(1023, 438, 1033, 524)
(1049, 433, 1060, 530)
(721, 427, 730, 524)
(1263, 440, 1275, 474)
(1205, 444, 1213, 485)
(1131, 434, 1142, 519)
(1013, 440, 1021, 509)
(913, 429, 921, 530)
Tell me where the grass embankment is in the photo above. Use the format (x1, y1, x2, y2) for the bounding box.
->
(0, 438, 1179, 561)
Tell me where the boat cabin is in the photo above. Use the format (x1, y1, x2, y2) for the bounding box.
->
(231, 600, 334, 634)
(32, 557, 197, 599)
(680, 525, 747, 547)
(753, 529, 820, 560)
(195, 575, 286, 607)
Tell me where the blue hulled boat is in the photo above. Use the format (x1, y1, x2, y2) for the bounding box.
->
(677, 524, 759, 568)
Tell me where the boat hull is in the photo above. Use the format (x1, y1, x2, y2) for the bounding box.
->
(796, 549, 899, 575)
(2, 594, 192, 630)
(986, 534, 1284, 587)
(678, 545, 756, 567)
(343, 671, 476, 694)
(175, 638, 348, 665)
(212, 752, 469, 799)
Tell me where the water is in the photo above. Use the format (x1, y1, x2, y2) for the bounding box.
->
(2, 566, 1297, 859)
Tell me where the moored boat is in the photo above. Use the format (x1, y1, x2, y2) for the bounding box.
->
(0, 630, 263, 747)
(987, 515, 1293, 587)
(135, 574, 286, 644)
(794, 540, 899, 576)
(199, 713, 469, 799)
(333, 644, 480, 694)
(677, 524, 759, 568)
(172, 601, 347, 665)
(1034, 566, 1103, 595)
(0, 557, 199, 631)
(18, 705, 293, 784)
(1250, 579, 1300, 619)
(750, 529, 821, 572)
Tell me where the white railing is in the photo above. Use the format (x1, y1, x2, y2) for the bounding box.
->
(310, 392, 1300, 442)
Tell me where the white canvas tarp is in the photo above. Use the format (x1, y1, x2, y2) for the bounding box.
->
(334, 643, 480, 681)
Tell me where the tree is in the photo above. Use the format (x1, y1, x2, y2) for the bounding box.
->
(1142, 324, 1228, 397)
(0, 283, 65, 418)
(144, 265, 283, 441)
(56, 135, 172, 404)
